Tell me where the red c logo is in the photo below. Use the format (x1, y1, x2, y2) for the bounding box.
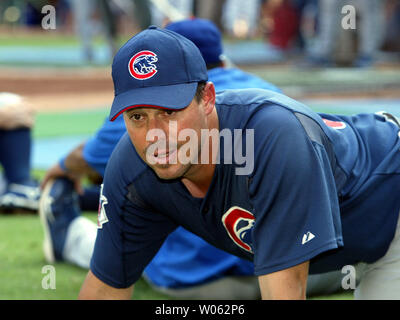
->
(222, 206, 255, 253)
(128, 50, 158, 80)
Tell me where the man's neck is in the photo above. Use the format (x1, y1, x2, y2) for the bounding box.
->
(181, 164, 215, 198)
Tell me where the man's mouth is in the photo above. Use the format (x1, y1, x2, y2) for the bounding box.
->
(150, 148, 178, 164)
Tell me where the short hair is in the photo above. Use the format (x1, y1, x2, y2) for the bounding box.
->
(194, 81, 207, 102)
(206, 61, 224, 70)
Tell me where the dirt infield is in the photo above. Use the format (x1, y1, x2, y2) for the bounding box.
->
(1, 65, 399, 113)
(0, 67, 114, 112)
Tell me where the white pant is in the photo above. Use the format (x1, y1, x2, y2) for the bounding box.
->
(63, 216, 97, 269)
(144, 269, 345, 300)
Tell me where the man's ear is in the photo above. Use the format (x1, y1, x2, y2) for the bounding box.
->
(202, 82, 216, 115)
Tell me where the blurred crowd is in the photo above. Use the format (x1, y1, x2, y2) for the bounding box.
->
(0, 0, 399, 67)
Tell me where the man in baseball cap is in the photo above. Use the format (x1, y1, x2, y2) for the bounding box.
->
(40, 21, 342, 300)
(79, 25, 400, 300)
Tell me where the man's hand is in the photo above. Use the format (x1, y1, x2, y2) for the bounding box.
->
(40, 162, 83, 194)
(258, 261, 309, 300)
(40, 143, 102, 194)
(79, 270, 134, 300)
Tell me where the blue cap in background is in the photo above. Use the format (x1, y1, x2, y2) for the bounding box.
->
(165, 18, 223, 65)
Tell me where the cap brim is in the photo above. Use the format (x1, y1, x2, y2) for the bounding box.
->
(109, 82, 198, 121)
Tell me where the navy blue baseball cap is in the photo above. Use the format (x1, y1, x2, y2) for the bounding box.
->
(165, 18, 223, 65)
(109, 26, 208, 121)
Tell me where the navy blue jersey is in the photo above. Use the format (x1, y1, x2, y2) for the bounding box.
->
(145, 66, 280, 288)
(91, 89, 400, 288)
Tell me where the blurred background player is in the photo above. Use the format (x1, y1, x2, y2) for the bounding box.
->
(68, 0, 152, 62)
(39, 18, 344, 299)
(0, 92, 40, 213)
(306, 0, 385, 67)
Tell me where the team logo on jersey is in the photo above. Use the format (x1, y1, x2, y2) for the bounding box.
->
(322, 118, 346, 130)
(97, 184, 109, 229)
(222, 206, 255, 253)
(128, 50, 158, 80)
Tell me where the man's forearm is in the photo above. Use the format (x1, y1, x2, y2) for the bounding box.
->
(79, 270, 134, 300)
(258, 261, 309, 300)
(64, 143, 102, 181)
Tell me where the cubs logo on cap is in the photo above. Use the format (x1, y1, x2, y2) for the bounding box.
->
(109, 26, 208, 121)
(128, 50, 158, 80)
(222, 206, 255, 253)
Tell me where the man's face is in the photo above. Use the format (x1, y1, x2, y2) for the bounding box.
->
(123, 95, 209, 180)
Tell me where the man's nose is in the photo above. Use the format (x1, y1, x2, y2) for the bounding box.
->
(146, 116, 169, 143)
(147, 116, 168, 132)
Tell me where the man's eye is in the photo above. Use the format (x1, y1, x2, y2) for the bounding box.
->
(165, 110, 175, 115)
(131, 113, 142, 120)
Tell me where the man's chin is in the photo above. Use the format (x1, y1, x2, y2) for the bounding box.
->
(151, 163, 191, 180)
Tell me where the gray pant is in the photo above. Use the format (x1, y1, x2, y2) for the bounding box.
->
(354, 213, 400, 299)
(144, 270, 345, 300)
(310, 0, 385, 58)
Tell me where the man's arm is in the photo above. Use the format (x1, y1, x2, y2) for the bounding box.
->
(258, 261, 309, 300)
(78, 270, 134, 300)
(64, 143, 102, 182)
(41, 143, 102, 192)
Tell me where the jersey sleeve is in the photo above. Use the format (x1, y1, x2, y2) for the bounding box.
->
(82, 116, 126, 177)
(247, 106, 343, 276)
(89, 144, 177, 288)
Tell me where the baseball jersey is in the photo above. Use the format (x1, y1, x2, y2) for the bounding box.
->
(81, 68, 280, 288)
(145, 67, 281, 288)
(91, 88, 400, 288)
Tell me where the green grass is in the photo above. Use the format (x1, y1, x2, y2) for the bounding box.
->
(0, 214, 88, 300)
(309, 292, 353, 300)
(0, 168, 171, 300)
(0, 211, 353, 300)
(0, 213, 173, 300)
(33, 109, 109, 139)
